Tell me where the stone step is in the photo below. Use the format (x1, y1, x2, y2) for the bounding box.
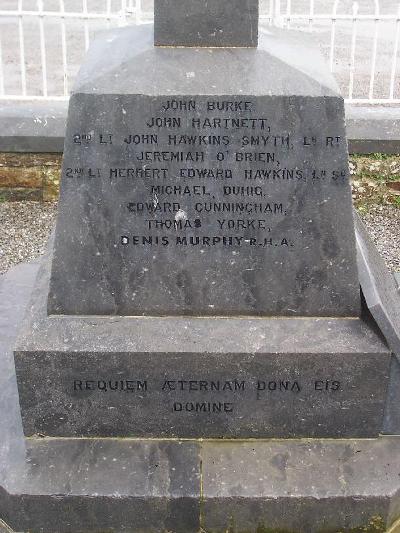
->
(1, 436, 400, 532)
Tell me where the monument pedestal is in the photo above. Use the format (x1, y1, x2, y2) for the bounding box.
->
(14, 243, 390, 439)
(2, 13, 400, 533)
(47, 25, 360, 319)
(1, 228, 400, 532)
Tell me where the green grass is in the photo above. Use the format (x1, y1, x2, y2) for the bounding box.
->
(368, 153, 393, 161)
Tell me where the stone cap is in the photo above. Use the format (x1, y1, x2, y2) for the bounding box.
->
(154, 0, 259, 47)
(72, 26, 339, 97)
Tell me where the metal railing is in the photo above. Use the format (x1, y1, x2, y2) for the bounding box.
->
(0, 0, 399, 104)
(266, 0, 400, 104)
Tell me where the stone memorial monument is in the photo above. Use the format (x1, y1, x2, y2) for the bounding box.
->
(1, 1, 400, 531)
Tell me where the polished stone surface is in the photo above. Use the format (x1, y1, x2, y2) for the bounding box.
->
(17, 249, 390, 439)
(355, 211, 400, 359)
(154, 0, 259, 47)
(48, 25, 360, 317)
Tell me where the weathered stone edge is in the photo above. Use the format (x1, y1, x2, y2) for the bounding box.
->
(0, 102, 398, 154)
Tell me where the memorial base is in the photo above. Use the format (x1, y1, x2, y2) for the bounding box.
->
(0, 244, 400, 532)
(2, 436, 400, 533)
(13, 242, 390, 439)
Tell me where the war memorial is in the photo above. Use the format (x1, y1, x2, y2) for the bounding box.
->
(1, 0, 400, 531)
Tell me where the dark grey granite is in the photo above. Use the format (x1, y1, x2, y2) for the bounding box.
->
(383, 355, 400, 435)
(355, 211, 400, 359)
(2, 5, 400, 529)
(15, 248, 390, 439)
(0, 262, 200, 533)
(0, 261, 39, 466)
(355, 215, 400, 435)
(48, 25, 360, 317)
(3, 440, 200, 533)
(154, 0, 259, 47)
(2, 261, 400, 532)
(201, 439, 400, 533)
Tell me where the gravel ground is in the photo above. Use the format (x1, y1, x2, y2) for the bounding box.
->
(360, 205, 400, 273)
(0, 201, 399, 275)
(0, 201, 57, 275)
